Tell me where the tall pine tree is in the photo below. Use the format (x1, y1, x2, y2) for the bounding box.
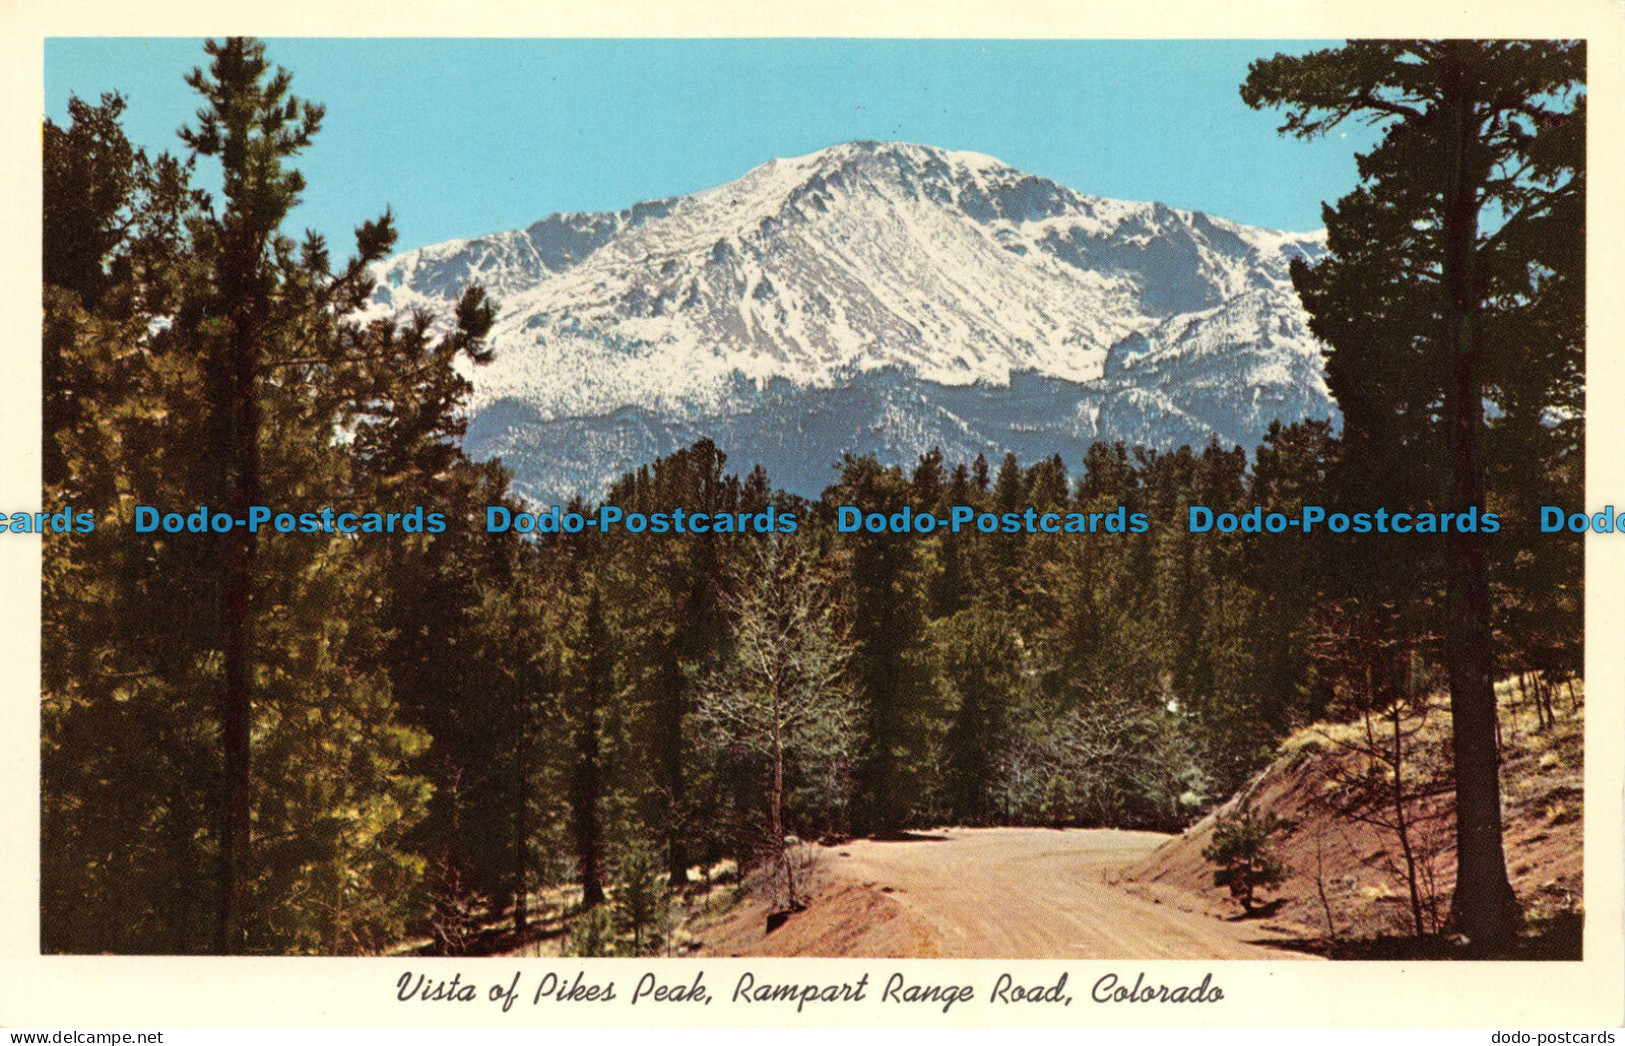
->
(1244, 40, 1584, 949)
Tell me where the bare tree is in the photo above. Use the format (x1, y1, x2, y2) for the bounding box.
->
(1311, 602, 1452, 937)
(994, 683, 1201, 831)
(697, 536, 858, 911)
(1311, 826, 1341, 943)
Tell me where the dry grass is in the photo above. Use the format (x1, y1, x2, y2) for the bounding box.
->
(1124, 674, 1584, 954)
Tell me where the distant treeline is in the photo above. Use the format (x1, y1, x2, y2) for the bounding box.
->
(41, 38, 1582, 956)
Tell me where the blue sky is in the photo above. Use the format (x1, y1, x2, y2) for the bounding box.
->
(45, 38, 1378, 256)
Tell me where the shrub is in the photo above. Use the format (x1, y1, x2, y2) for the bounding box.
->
(613, 843, 668, 955)
(563, 905, 616, 957)
(1202, 803, 1290, 913)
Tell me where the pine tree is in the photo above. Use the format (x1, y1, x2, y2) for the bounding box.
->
(935, 608, 1020, 824)
(1203, 803, 1289, 914)
(928, 463, 974, 619)
(609, 440, 737, 883)
(43, 37, 500, 955)
(828, 455, 933, 836)
(42, 94, 220, 950)
(1244, 40, 1584, 949)
(176, 37, 329, 952)
(612, 842, 669, 955)
(990, 451, 1027, 611)
(910, 447, 944, 510)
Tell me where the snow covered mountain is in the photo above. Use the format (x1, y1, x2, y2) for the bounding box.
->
(367, 141, 1335, 503)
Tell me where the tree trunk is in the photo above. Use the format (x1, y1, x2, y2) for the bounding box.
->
(1391, 701, 1425, 938)
(660, 648, 689, 884)
(1440, 47, 1518, 949)
(771, 731, 794, 908)
(215, 233, 263, 956)
(575, 594, 610, 911)
(574, 697, 605, 910)
(513, 692, 529, 933)
(217, 538, 252, 955)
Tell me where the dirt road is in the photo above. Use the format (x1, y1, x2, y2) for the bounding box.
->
(774, 826, 1318, 960)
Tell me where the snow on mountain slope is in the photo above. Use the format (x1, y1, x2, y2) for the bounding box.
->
(368, 141, 1335, 502)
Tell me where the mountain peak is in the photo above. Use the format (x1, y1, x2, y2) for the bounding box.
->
(793, 139, 1014, 173)
(367, 144, 1334, 503)
(720, 140, 1063, 225)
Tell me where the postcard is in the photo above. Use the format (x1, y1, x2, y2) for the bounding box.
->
(1, 0, 1621, 1031)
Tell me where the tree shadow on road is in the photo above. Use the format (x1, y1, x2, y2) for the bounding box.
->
(868, 831, 952, 843)
(1225, 897, 1290, 922)
(1242, 911, 1582, 960)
